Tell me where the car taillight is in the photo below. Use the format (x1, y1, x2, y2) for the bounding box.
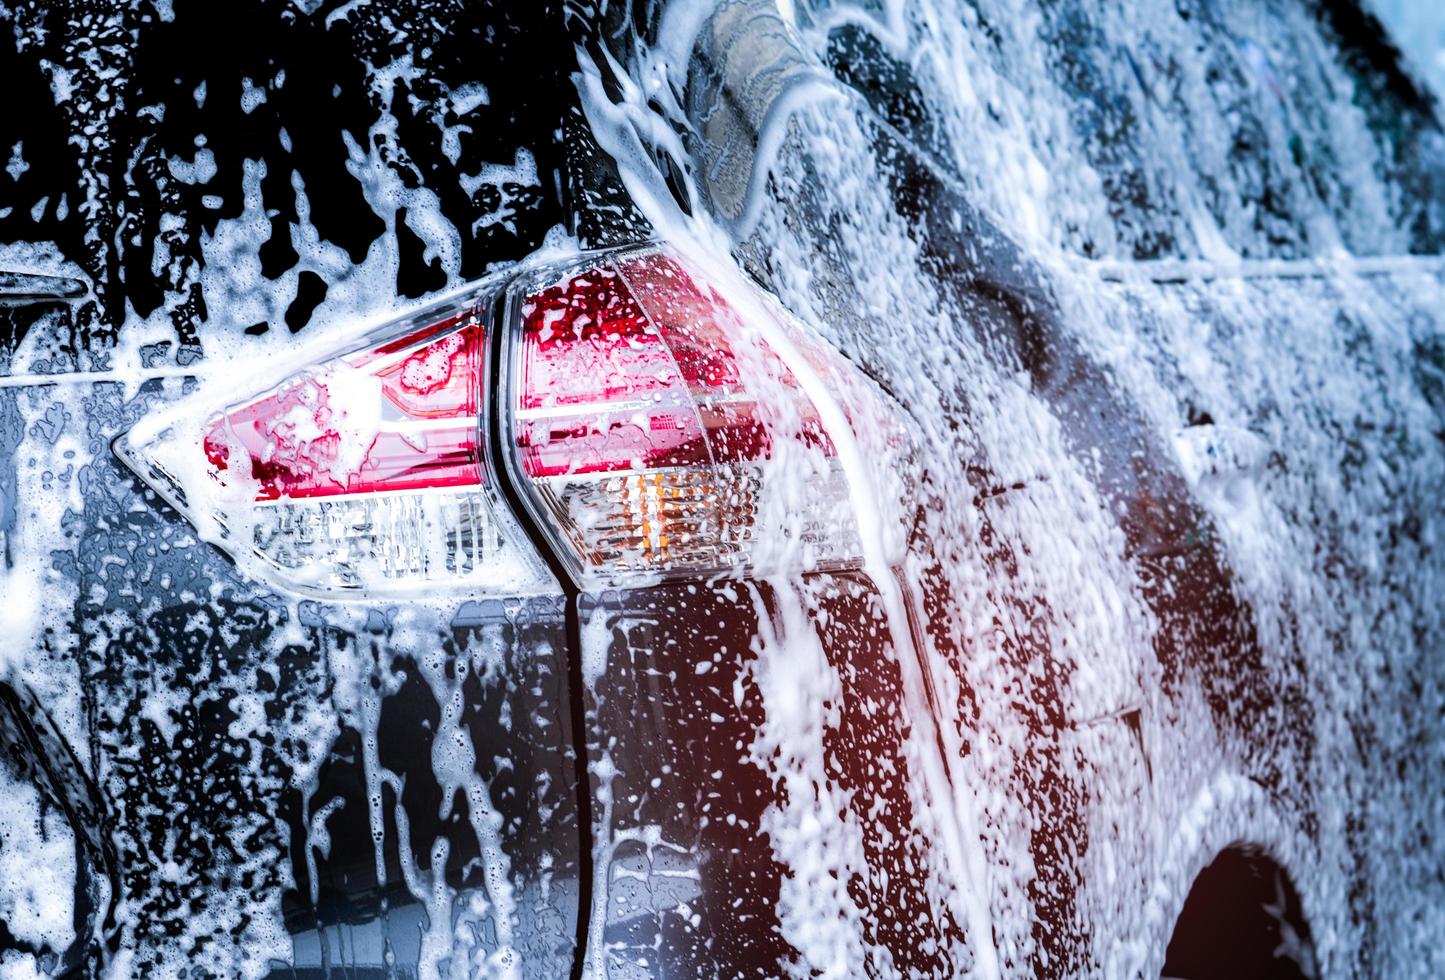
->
(114, 287, 553, 597)
(499, 247, 911, 585)
(116, 246, 911, 596)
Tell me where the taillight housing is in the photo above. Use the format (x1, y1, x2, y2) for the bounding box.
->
(499, 246, 913, 587)
(114, 284, 554, 598)
(115, 245, 913, 597)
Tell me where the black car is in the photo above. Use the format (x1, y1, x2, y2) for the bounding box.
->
(2, 1, 1442, 978)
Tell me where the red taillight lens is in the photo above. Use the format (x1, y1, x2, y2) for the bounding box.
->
(502, 247, 907, 584)
(514, 262, 715, 476)
(202, 319, 485, 500)
(114, 291, 552, 597)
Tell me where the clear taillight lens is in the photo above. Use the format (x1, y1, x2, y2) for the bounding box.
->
(500, 247, 912, 585)
(114, 290, 553, 597)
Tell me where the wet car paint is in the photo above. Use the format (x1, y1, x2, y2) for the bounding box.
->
(1, 1, 1443, 978)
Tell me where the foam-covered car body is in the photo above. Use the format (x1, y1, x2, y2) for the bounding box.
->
(1, 1, 1443, 978)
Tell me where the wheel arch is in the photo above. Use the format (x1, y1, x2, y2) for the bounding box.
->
(1161, 842, 1318, 979)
